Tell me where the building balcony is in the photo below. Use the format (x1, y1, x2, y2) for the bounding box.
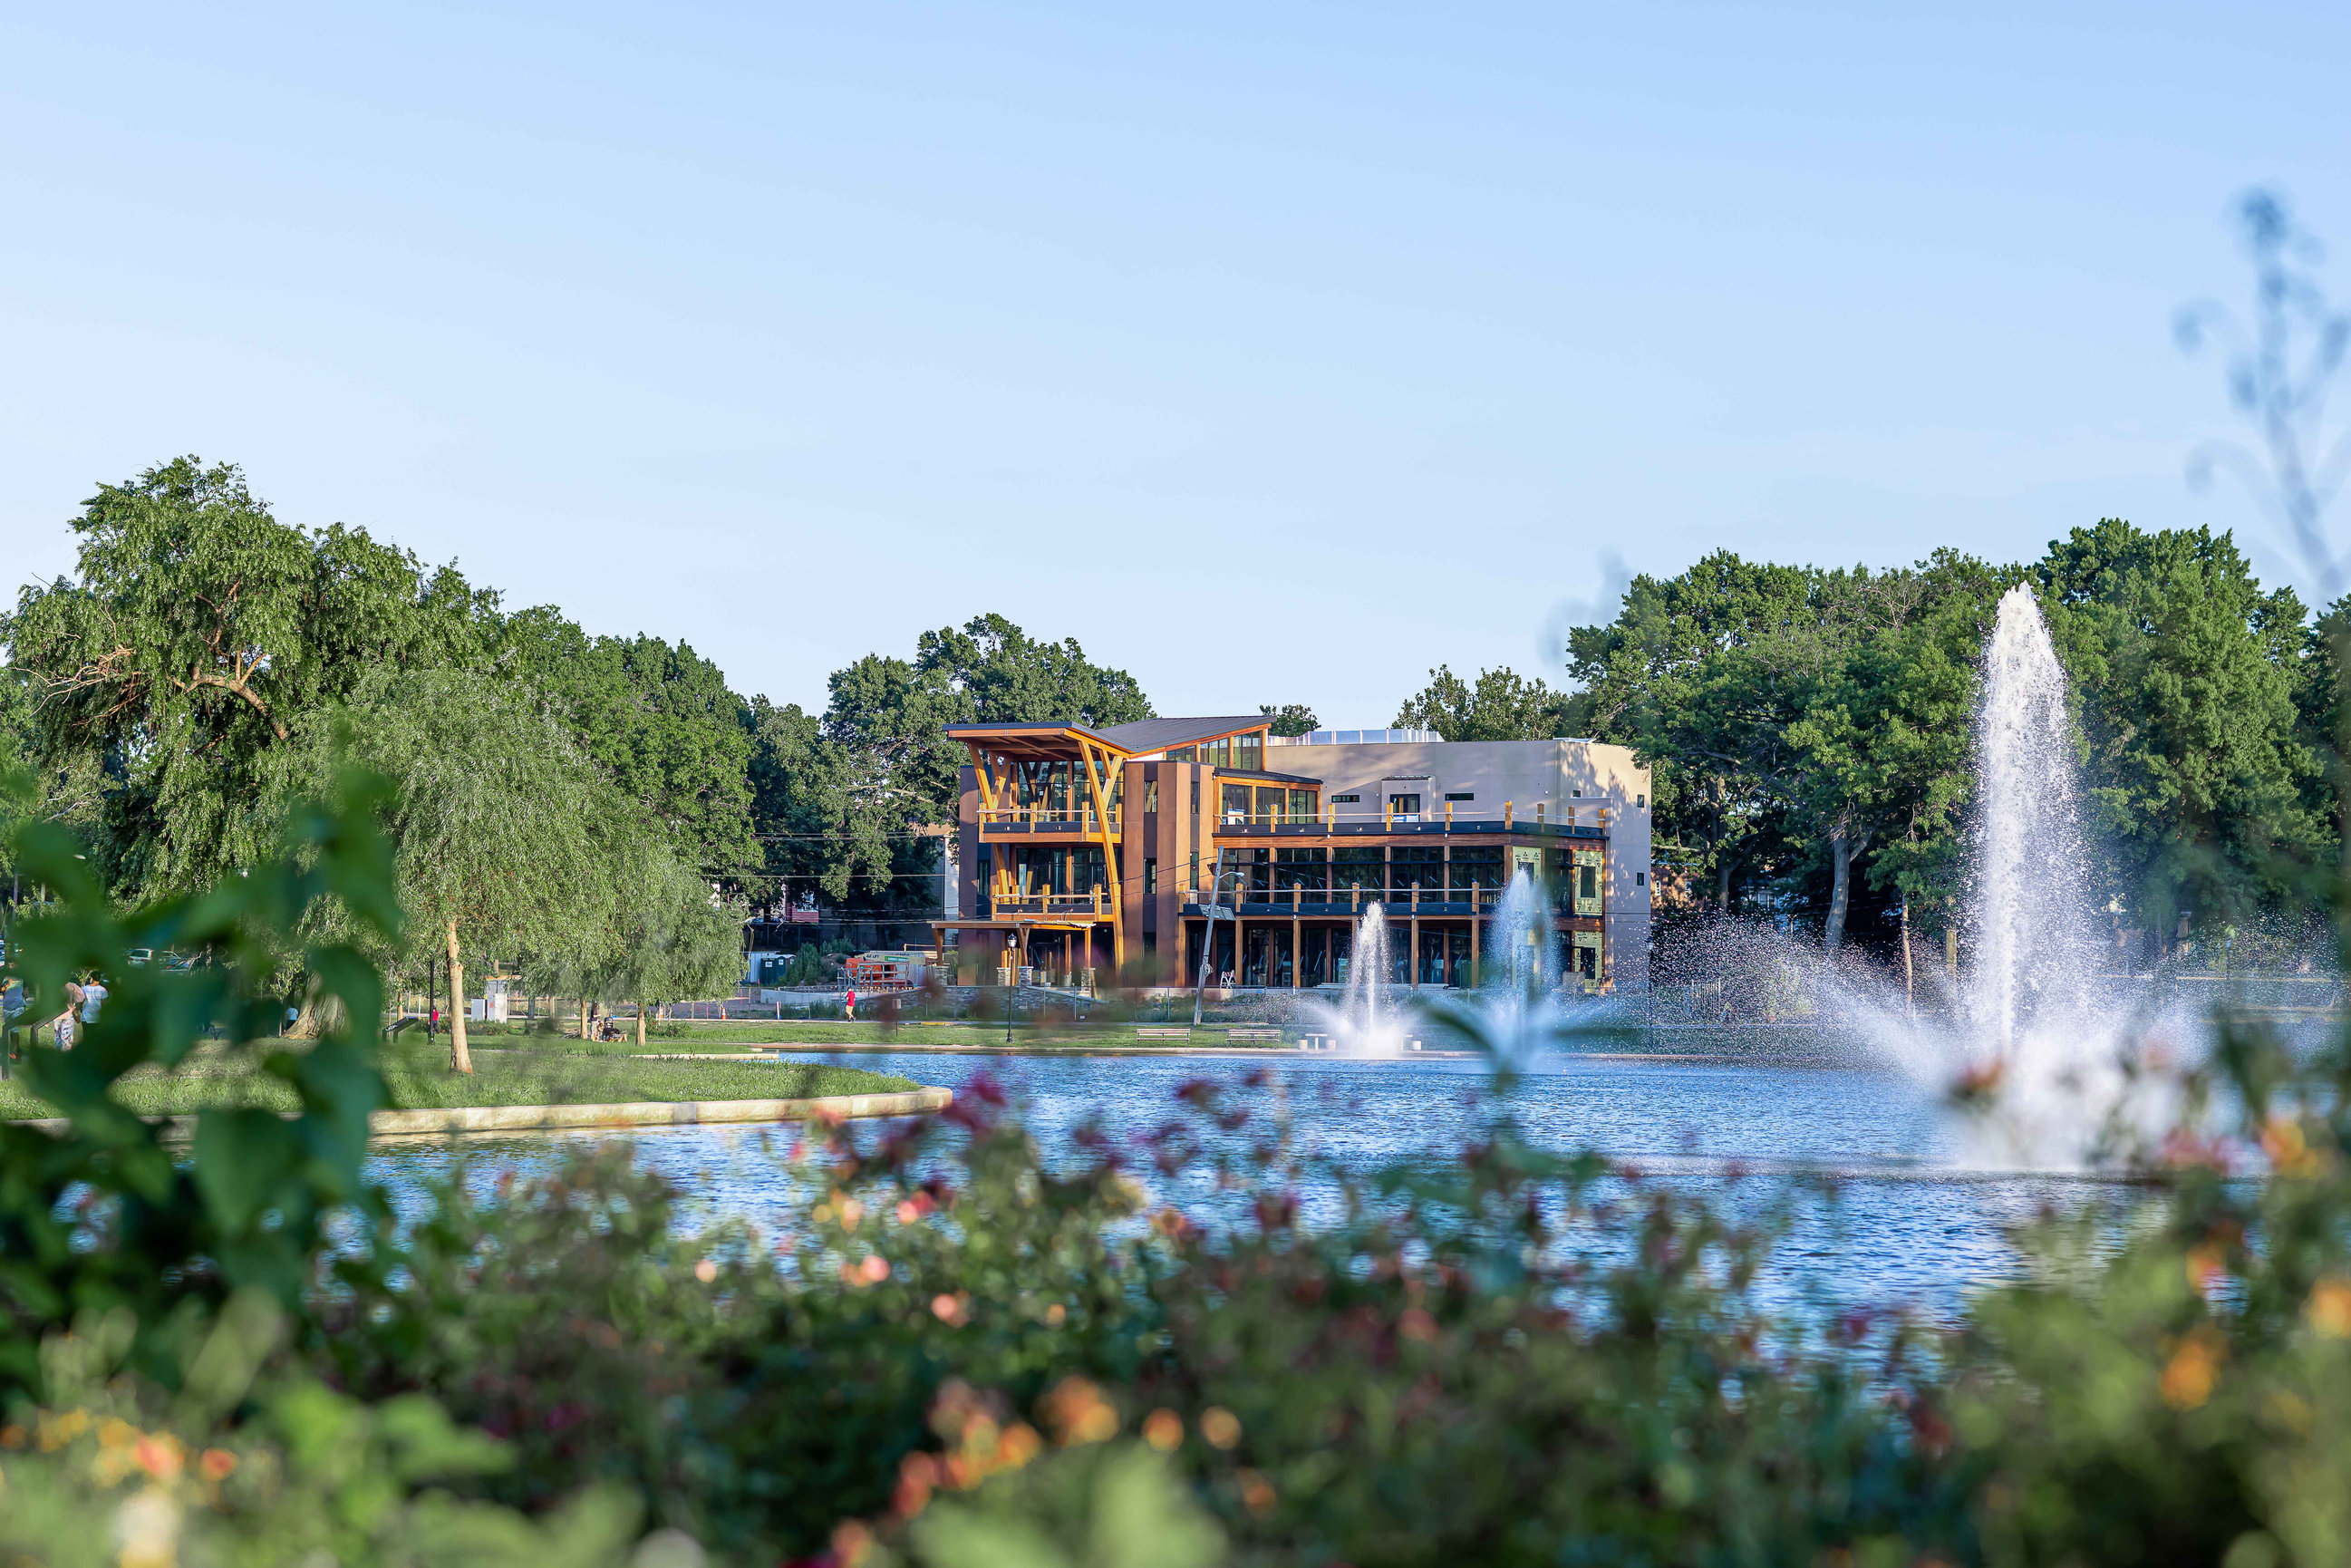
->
(980, 808, 1122, 837)
(1180, 887, 1601, 918)
(990, 890, 1115, 920)
(1211, 809, 1610, 838)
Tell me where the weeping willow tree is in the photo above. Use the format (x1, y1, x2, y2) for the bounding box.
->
(275, 667, 642, 1071)
(525, 847, 742, 1046)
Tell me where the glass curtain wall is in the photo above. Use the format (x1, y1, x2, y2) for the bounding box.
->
(1449, 847, 1504, 908)
(1274, 847, 1328, 907)
(1390, 847, 1443, 906)
(1333, 847, 1383, 909)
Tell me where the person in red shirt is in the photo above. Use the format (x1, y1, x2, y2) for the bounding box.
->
(844, 986, 857, 1021)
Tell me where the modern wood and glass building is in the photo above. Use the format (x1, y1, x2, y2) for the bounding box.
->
(934, 714, 1652, 992)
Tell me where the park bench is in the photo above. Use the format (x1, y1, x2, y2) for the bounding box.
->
(1225, 1027, 1282, 1042)
(1136, 1026, 1192, 1040)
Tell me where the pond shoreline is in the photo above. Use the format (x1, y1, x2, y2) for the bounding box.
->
(8, 1086, 953, 1141)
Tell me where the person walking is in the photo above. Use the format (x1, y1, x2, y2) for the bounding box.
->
(844, 985, 857, 1021)
(80, 976, 107, 1031)
(51, 980, 85, 1050)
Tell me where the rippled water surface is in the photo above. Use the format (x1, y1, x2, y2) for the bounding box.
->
(371, 1050, 2110, 1317)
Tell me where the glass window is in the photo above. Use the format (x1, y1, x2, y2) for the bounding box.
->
(1390, 845, 1443, 905)
(1333, 846, 1383, 905)
(1189, 849, 1200, 890)
(1202, 738, 1231, 767)
(1254, 786, 1285, 821)
(1448, 846, 1504, 899)
(1388, 792, 1422, 822)
(1444, 792, 1475, 803)
(1145, 857, 1157, 895)
(1221, 783, 1253, 823)
(1331, 793, 1360, 804)
(1288, 788, 1316, 822)
(1166, 746, 1195, 762)
(1145, 779, 1158, 813)
(1235, 731, 1264, 773)
(1275, 847, 1328, 905)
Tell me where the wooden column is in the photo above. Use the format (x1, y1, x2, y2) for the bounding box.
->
(1076, 738, 1125, 980)
(1410, 915, 1420, 989)
(1291, 912, 1301, 988)
(1470, 914, 1479, 989)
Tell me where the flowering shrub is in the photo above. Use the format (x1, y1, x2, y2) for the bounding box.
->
(7, 783, 2351, 1564)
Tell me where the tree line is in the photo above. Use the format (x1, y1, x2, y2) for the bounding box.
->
(14, 457, 2323, 1002)
(0, 458, 1161, 1063)
(1391, 521, 2333, 962)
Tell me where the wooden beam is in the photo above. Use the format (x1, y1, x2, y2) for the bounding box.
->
(1077, 737, 1125, 980)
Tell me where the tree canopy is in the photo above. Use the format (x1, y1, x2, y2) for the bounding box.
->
(1394, 665, 1573, 741)
(499, 608, 759, 885)
(1560, 528, 2329, 955)
(279, 667, 648, 1070)
(8, 458, 500, 904)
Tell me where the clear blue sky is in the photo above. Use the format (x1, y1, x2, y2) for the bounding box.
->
(4, 2, 2346, 723)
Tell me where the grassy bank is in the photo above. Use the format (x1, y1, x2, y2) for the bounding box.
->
(0, 1039, 918, 1119)
(461, 1019, 1305, 1050)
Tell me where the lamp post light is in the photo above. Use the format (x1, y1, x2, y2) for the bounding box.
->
(1192, 869, 1246, 1029)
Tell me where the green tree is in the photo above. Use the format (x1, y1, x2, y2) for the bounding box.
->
(912, 613, 1153, 731)
(787, 615, 1153, 915)
(1785, 558, 2004, 950)
(1571, 551, 2003, 936)
(282, 668, 645, 1072)
(7, 458, 499, 904)
(590, 857, 747, 1047)
(1393, 665, 1572, 741)
(1259, 703, 1319, 736)
(501, 608, 759, 886)
(742, 696, 837, 911)
(2038, 518, 2328, 939)
(1568, 555, 1848, 911)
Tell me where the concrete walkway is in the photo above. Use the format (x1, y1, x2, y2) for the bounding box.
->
(10, 1086, 953, 1141)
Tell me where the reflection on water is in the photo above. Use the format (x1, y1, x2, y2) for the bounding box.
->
(370, 1050, 2107, 1320)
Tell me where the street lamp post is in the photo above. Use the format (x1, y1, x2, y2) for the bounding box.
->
(1192, 869, 1245, 1029)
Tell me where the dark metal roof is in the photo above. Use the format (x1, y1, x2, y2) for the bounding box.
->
(1211, 768, 1322, 786)
(1090, 715, 1267, 753)
(943, 720, 1124, 749)
(944, 714, 1270, 758)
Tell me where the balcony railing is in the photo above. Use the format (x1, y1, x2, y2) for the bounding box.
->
(1214, 804, 1613, 833)
(1183, 886, 1517, 915)
(980, 807, 1122, 835)
(990, 888, 1114, 920)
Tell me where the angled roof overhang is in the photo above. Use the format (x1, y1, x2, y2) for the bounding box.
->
(945, 721, 1127, 760)
(946, 715, 1271, 760)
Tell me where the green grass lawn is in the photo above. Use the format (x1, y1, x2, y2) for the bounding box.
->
(475, 1019, 1301, 1051)
(0, 1040, 920, 1120)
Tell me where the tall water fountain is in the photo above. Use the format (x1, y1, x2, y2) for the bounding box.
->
(1971, 584, 2104, 1052)
(1942, 583, 2172, 1166)
(1331, 901, 1404, 1056)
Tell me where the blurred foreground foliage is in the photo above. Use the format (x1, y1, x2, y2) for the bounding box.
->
(6, 779, 2351, 1565)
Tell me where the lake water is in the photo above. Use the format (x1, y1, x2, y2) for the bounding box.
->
(369, 1048, 2117, 1320)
